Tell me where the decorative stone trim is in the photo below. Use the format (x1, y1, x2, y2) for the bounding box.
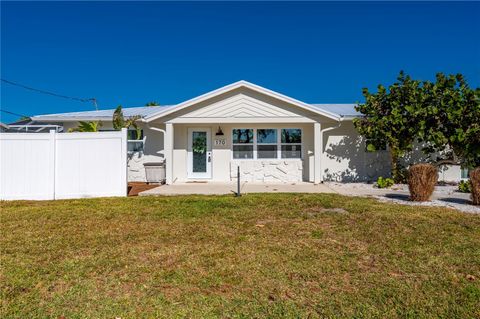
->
(231, 160, 303, 183)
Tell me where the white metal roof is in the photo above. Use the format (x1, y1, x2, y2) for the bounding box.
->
(311, 104, 360, 118)
(32, 103, 359, 122)
(32, 105, 175, 122)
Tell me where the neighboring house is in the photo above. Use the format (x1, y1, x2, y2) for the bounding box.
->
(29, 81, 464, 183)
(0, 122, 9, 132)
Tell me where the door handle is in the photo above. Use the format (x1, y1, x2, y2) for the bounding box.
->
(207, 152, 212, 162)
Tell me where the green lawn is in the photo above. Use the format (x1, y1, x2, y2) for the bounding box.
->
(1, 194, 479, 318)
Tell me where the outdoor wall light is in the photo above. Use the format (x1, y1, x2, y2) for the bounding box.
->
(216, 126, 224, 136)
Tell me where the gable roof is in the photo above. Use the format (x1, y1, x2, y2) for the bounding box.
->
(30, 81, 360, 122)
(144, 81, 342, 122)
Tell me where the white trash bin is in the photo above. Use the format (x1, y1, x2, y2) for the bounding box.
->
(144, 162, 166, 184)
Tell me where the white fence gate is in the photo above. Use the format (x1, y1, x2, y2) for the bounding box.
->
(0, 129, 127, 200)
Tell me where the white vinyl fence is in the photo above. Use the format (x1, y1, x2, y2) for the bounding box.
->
(0, 129, 127, 200)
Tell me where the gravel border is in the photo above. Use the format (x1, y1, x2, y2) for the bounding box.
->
(325, 182, 480, 214)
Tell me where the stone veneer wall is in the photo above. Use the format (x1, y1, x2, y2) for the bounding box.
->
(230, 160, 303, 183)
(127, 153, 147, 182)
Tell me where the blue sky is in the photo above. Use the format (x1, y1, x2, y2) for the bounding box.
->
(1, 1, 479, 123)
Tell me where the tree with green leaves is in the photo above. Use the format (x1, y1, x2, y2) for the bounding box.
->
(145, 101, 159, 106)
(420, 73, 480, 169)
(354, 71, 424, 182)
(355, 71, 479, 181)
(68, 121, 102, 132)
(112, 105, 142, 139)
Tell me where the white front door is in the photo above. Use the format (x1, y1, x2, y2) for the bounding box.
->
(187, 128, 212, 179)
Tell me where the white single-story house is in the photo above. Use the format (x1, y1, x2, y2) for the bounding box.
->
(29, 81, 465, 184)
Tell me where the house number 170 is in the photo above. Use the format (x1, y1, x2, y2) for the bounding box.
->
(214, 139, 226, 146)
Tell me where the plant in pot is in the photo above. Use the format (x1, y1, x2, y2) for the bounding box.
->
(408, 164, 438, 201)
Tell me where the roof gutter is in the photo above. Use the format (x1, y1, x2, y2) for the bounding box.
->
(321, 115, 344, 134)
(145, 123, 166, 135)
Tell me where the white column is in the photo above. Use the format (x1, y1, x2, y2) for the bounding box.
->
(165, 123, 174, 184)
(314, 122, 322, 184)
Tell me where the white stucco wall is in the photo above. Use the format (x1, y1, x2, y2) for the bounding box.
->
(322, 122, 464, 182)
(322, 122, 391, 182)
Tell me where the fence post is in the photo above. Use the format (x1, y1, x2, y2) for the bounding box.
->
(236, 165, 241, 197)
(49, 130, 56, 200)
(121, 128, 128, 196)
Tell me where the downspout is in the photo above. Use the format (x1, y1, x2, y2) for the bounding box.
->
(319, 116, 344, 182)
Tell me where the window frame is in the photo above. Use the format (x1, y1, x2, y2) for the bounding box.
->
(231, 128, 303, 160)
(127, 128, 145, 154)
(280, 128, 303, 159)
(256, 129, 278, 159)
(461, 166, 471, 180)
(232, 128, 254, 159)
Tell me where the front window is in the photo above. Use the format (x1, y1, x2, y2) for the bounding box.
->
(281, 129, 302, 159)
(232, 129, 253, 159)
(232, 128, 302, 160)
(257, 129, 277, 159)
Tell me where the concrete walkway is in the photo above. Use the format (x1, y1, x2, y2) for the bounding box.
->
(139, 181, 335, 196)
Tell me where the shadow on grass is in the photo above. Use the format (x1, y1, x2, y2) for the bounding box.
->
(384, 193, 410, 201)
(438, 197, 472, 205)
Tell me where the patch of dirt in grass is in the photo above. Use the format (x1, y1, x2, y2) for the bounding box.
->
(303, 206, 349, 217)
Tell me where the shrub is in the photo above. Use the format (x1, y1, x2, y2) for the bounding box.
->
(470, 168, 480, 205)
(376, 177, 394, 189)
(458, 180, 471, 193)
(395, 164, 409, 184)
(408, 164, 438, 201)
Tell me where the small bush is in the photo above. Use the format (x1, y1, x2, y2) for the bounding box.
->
(395, 164, 409, 184)
(408, 164, 438, 201)
(375, 177, 394, 189)
(458, 180, 471, 193)
(470, 168, 480, 205)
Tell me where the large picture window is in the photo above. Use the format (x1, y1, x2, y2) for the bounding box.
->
(232, 129, 254, 159)
(232, 128, 302, 160)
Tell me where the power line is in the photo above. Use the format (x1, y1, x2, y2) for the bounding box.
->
(0, 109, 30, 119)
(1, 79, 98, 109)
